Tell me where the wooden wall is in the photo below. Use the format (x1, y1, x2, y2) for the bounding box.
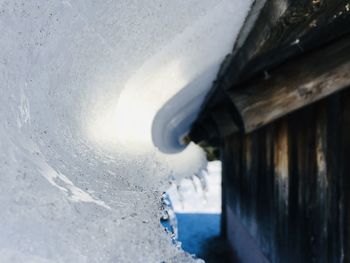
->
(222, 88, 350, 262)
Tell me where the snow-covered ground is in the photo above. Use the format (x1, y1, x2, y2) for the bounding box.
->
(167, 161, 222, 258)
(0, 1, 251, 262)
(168, 161, 222, 214)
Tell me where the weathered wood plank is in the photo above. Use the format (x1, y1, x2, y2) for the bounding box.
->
(193, 0, 350, 142)
(227, 34, 350, 133)
(227, 0, 350, 86)
(222, 89, 350, 262)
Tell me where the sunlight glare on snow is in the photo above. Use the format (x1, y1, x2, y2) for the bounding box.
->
(115, 0, 252, 153)
(115, 59, 187, 151)
(87, 100, 120, 148)
(0, 0, 253, 262)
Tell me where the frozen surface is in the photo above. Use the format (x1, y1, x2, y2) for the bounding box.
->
(0, 1, 251, 262)
(167, 161, 222, 214)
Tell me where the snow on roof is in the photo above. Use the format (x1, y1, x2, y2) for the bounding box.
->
(0, 1, 252, 262)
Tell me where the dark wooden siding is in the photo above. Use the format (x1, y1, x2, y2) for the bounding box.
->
(222, 88, 350, 262)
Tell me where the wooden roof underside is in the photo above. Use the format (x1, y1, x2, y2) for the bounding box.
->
(190, 0, 350, 144)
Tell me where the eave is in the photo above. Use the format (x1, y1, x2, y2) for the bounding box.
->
(189, 0, 350, 144)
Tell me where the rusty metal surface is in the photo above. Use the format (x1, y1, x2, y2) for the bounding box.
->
(222, 89, 350, 262)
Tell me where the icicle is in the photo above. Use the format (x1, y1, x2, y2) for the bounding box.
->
(194, 169, 209, 202)
(190, 175, 198, 192)
(176, 184, 185, 210)
(201, 169, 209, 192)
(194, 169, 208, 193)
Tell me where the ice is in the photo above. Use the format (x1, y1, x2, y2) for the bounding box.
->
(160, 192, 178, 240)
(0, 1, 252, 262)
(166, 162, 222, 258)
(168, 161, 222, 214)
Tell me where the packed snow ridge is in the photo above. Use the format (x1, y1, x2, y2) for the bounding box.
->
(0, 1, 252, 262)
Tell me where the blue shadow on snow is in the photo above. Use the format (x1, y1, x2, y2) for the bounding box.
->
(176, 213, 221, 256)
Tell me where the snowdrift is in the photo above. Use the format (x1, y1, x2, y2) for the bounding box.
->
(0, 1, 251, 262)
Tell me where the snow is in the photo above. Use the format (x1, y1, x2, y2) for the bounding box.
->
(167, 162, 222, 258)
(167, 161, 221, 256)
(167, 161, 222, 214)
(176, 214, 221, 258)
(0, 1, 252, 262)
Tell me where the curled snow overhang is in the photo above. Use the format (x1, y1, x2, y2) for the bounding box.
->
(149, 0, 254, 153)
(0, 1, 256, 261)
(190, 0, 350, 144)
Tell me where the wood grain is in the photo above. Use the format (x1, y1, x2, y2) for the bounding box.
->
(227, 34, 350, 133)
